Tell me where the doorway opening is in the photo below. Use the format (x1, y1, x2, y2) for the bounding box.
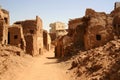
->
(8, 32, 10, 44)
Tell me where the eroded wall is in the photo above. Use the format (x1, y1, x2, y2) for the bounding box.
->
(0, 9, 9, 45)
(8, 25, 26, 50)
(36, 16, 43, 55)
(84, 9, 114, 50)
(14, 16, 43, 56)
(43, 30, 51, 51)
(55, 8, 115, 57)
(68, 18, 82, 37)
(112, 8, 120, 38)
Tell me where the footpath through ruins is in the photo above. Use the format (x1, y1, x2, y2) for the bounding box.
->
(15, 49, 70, 80)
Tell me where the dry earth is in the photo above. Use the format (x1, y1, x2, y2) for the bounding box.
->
(2, 39, 120, 80)
(69, 39, 120, 80)
(16, 49, 71, 80)
(0, 45, 71, 80)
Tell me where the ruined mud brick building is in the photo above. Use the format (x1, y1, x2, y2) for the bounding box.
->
(83, 9, 114, 50)
(0, 7, 51, 56)
(8, 24, 26, 50)
(49, 22, 67, 41)
(0, 8, 9, 45)
(115, 2, 120, 9)
(43, 30, 51, 51)
(112, 2, 120, 38)
(55, 7, 120, 57)
(14, 16, 43, 56)
(0, 7, 50, 56)
(55, 9, 114, 57)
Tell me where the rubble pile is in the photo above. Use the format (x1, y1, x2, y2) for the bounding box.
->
(0, 45, 32, 80)
(70, 39, 120, 80)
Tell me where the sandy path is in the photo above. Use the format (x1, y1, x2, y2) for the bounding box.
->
(16, 50, 70, 80)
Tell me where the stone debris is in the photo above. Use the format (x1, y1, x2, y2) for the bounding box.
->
(0, 44, 32, 80)
(69, 39, 120, 80)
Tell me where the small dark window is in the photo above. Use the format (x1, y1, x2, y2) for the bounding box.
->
(30, 30, 34, 34)
(4, 18, 8, 24)
(118, 24, 120, 27)
(96, 35, 101, 41)
(14, 35, 18, 39)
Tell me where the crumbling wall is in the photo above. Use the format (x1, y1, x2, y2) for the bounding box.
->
(24, 35, 33, 55)
(14, 16, 43, 56)
(43, 30, 51, 51)
(49, 33, 56, 41)
(112, 8, 120, 38)
(0, 9, 9, 45)
(68, 18, 82, 37)
(43, 30, 47, 49)
(8, 24, 26, 50)
(55, 36, 64, 57)
(0, 20, 4, 42)
(84, 9, 114, 50)
(47, 33, 51, 50)
(36, 16, 43, 55)
(55, 8, 115, 57)
(73, 23, 85, 49)
(15, 20, 37, 35)
(14, 20, 37, 56)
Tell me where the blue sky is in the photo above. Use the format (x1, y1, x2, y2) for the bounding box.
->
(0, 0, 119, 31)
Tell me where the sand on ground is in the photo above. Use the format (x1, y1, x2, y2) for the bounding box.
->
(15, 50, 70, 80)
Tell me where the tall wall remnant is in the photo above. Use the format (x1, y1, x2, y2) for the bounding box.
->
(43, 30, 51, 51)
(0, 8, 9, 45)
(14, 16, 43, 56)
(112, 3, 120, 38)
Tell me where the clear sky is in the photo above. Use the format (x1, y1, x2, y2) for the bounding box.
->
(0, 0, 119, 31)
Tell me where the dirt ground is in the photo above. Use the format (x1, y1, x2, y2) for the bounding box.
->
(69, 39, 120, 80)
(0, 45, 71, 80)
(15, 49, 71, 80)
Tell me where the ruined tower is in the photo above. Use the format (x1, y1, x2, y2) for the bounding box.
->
(0, 8, 9, 45)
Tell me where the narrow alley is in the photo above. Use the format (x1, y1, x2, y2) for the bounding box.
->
(15, 50, 70, 80)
